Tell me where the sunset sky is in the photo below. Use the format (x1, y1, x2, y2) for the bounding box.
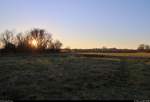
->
(0, 0, 150, 49)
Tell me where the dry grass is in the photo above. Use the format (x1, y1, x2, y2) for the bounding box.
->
(0, 53, 150, 100)
(75, 52, 150, 59)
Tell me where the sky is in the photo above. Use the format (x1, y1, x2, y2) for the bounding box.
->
(0, 0, 150, 49)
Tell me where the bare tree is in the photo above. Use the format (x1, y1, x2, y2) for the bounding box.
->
(0, 28, 63, 53)
(53, 40, 63, 51)
(29, 29, 53, 51)
(145, 45, 150, 50)
(16, 33, 30, 52)
(137, 44, 145, 51)
(137, 44, 150, 52)
(0, 30, 16, 51)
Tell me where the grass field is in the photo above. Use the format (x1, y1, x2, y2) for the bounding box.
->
(75, 52, 150, 59)
(0, 53, 150, 100)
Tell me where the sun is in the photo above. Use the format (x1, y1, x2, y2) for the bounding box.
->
(31, 39, 38, 48)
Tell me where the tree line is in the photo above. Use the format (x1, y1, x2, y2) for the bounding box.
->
(0, 28, 149, 54)
(137, 44, 150, 51)
(71, 44, 150, 53)
(0, 28, 62, 53)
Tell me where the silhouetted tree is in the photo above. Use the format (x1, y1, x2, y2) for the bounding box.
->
(0, 28, 63, 53)
(0, 30, 16, 52)
(28, 29, 53, 52)
(16, 33, 27, 52)
(145, 45, 150, 50)
(137, 44, 145, 51)
(53, 40, 63, 51)
(137, 44, 150, 52)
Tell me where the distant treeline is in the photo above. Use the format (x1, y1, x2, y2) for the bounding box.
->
(63, 44, 150, 53)
(70, 48, 137, 53)
(69, 48, 150, 53)
(0, 28, 149, 54)
(0, 28, 62, 54)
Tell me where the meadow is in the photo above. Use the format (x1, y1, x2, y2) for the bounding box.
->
(0, 53, 150, 100)
(75, 52, 150, 59)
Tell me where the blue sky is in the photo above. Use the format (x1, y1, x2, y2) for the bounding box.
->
(0, 0, 150, 49)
